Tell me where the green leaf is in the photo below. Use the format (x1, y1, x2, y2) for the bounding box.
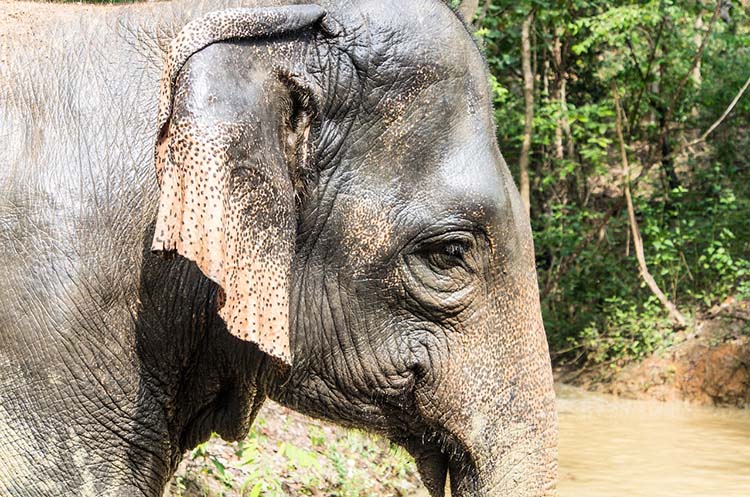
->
(249, 482, 263, 497)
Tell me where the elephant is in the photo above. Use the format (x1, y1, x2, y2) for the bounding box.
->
(0, 1, 558, 496)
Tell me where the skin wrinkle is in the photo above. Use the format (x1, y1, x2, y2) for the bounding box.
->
(332, 271, 367, 390)
(312, 30, 363, 167)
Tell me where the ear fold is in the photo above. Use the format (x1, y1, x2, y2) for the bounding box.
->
(151, 6, 326, 364)
(154, 6, 326, 146)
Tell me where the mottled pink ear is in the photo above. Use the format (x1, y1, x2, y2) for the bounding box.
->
(151, 6, 325, 364)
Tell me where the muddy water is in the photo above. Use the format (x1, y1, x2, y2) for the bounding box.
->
(556, 384, 750, 496)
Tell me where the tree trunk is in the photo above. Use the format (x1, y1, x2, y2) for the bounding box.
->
(519, 11, 535, 216)
(613, 83, 687, 328)
(551, 37, 563, 164)
(551, 33, 577, 201)
(560, 77, 575, 162)
(692, 12, 704, 87)
(691, 12, 704, 133)
(457, 0, 479, 24)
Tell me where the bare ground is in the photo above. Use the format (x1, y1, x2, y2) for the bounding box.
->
(559, 298, 750, 408)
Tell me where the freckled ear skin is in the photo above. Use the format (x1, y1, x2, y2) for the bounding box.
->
(151, 6, 326, 364)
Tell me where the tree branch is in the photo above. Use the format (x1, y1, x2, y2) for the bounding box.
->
(633, 71, 750, 172)
(679, 73, 750, 151)
(650, 1, 721, 161)
(667, 1, 721, 117)
(613, 82, 687, 328)
(458, 0, 480, 24)
(627, 13, 667, 138)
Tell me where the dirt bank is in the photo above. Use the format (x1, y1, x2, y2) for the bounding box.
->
(560, 298, 750, 408)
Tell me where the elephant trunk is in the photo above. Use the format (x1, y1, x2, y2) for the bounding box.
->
(464, 336, 557, 497)
(447, 368, 558, 497)
(409, 225, 558, 497)
(409, 354, 558, 497)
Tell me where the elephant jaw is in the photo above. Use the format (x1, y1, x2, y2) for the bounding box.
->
(404, 425, 556, 497)
(404, 432, 480, 497)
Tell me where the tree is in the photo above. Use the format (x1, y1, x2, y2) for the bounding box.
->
(519, 10, 535, 215)
(476, 0, 750, 365)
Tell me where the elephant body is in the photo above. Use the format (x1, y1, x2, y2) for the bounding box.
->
(0, 4, 244, 494)
(0, 2, 557, 496)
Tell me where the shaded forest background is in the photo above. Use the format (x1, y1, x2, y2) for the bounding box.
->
(456, 0, 750, 369)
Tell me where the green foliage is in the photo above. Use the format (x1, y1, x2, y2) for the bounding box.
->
(478, 0, 750, 365)
(172, 414, 421, 497)
(577, 296, 674, 364)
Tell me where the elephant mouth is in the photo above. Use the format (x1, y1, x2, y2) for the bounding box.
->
(402, 430, 480, 497)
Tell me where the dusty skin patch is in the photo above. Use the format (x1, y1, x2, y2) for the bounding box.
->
(0, 410, 35, 495)
(561, 298, 750, 407)
(167, 401, 429, 497)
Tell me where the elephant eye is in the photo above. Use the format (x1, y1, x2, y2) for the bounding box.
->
(418, 235, 478, 276)
(400, 232, 480, 315)
(426, 240, 471, 272)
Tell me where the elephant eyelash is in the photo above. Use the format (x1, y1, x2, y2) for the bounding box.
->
(419, 238, 475, 274)
(441, 240, 469, 258)
(405, 228, 486, 279)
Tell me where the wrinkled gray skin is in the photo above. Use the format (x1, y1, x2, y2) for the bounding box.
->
(0, 1, 557, 496)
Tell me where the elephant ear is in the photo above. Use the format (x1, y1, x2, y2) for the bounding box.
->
(151, 6, 326, 364)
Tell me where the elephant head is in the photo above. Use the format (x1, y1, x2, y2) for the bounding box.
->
(151, 1, 557, 495)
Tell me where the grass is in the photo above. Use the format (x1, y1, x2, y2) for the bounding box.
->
(166, 401, 428, 497)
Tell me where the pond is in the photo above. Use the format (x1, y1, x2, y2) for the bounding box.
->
(557, 384, 750, 497)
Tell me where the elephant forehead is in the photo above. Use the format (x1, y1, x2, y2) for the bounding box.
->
(344, 75, 492, 172)
(329, 153, 506, 272)
(326, 0, 490, 110)
(353, 89, 504, 217)
(332, 0, 477, 62)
